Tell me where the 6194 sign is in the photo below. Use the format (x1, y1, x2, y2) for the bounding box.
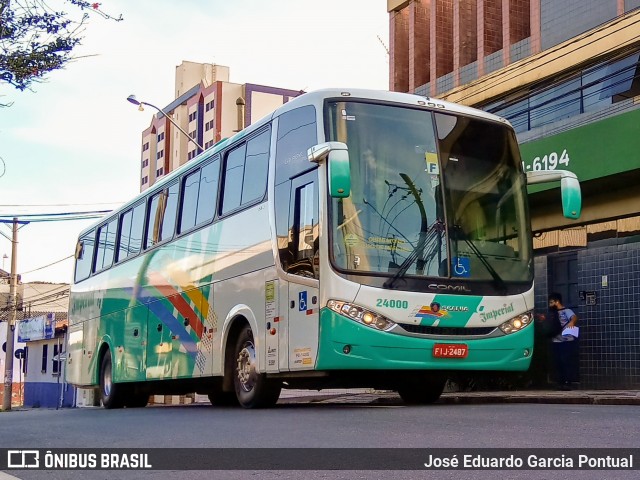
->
(522, 148, 570, 172)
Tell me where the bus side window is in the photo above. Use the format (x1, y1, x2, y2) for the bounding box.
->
(196, 157, 219, 224)
(179, 157, 220, 233)
(74, 232, 95, 282)
(118, 202, 144, 261)
(241, 129, 270, 205)
(145, 182, 179, 248)
(94, 218, 117, 272)
(220, 128, 270, 216)
(180, 168, 201, 232)
(221, 143, 246, 215)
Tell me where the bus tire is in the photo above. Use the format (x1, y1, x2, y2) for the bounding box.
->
(99, 349, 126, 409)
(397, 374, 446, 405)
(232, 326, 281, 409)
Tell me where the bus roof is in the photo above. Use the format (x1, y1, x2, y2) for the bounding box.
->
(77, 88, 509, 237)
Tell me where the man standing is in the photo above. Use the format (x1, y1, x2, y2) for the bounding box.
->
(548, 292, 579, 390)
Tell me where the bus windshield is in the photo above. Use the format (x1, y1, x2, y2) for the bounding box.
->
(326, 101, 532, 285)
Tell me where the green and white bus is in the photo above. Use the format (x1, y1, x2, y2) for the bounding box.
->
(67, 88, 581, 408)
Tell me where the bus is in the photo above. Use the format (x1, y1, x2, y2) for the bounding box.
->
(66, 88, 581, 408)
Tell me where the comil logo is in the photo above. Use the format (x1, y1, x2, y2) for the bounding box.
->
(8, 450, 40, 468)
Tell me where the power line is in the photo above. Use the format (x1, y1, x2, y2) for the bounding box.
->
(20, 255, 74, 275)
(10, 215, 106, 223)
(0, 209, 112, 218)
(21, 284, 70, 303)
(0, 202, 124, 208)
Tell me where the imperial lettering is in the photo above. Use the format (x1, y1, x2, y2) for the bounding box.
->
(478, 303, 515, 323)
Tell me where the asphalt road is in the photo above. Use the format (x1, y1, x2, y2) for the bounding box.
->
(1, 399, 638, 480)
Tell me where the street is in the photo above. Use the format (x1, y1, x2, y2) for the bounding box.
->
(1, 396, 638, 480)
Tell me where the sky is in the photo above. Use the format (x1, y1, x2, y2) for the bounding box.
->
(0, 0, 389, 284)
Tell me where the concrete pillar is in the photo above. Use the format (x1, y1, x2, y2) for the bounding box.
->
(390, 8, 410, 92)
(409, 0, 430, 92)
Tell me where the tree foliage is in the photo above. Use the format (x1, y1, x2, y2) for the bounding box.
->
(0, 0, 122, 93)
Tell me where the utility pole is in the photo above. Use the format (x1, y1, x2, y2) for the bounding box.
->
(2, 218, 18, 411)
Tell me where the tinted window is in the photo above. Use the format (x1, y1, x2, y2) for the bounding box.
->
(146, 182, 179, 248)
(275, 106, 317, 184)
(129, 203, 145, 256)
(118, 202, 144, 261)
(74, 232, 95, 282)
(118, 209, 133, 261)
(241, 130, 270, 204)
(279, 170, 319, 279)
(94, 218, 117, 272)
(196, 158, 220, 224)
(221, 144, 246, 215)
(180, 169, 200, 232)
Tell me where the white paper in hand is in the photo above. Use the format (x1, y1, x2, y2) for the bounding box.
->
(562, 326, 579, 338)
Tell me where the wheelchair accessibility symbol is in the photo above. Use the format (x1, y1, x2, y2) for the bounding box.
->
(299, 291, 308, 311)
(452, 257, 471, 277)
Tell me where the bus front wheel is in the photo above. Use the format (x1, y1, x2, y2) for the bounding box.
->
(232, 326, 281, 408)
(397, 374, 446, 405)
(99, 349, 126, 409)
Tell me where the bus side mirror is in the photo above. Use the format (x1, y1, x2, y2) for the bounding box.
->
(308, 142, 351, 198)
(526, 170, 582, 219)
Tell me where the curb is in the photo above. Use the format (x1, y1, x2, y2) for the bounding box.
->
(278, 391, 640, 406)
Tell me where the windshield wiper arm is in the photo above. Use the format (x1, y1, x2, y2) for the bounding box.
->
(383, 221, 443, 289)
(452, 225, 508, 294)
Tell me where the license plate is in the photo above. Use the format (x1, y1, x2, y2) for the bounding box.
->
(433, 344, 468, 358)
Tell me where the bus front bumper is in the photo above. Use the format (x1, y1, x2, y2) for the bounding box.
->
(316, 308, 533, 371)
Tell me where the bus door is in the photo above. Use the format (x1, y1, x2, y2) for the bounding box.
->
(286, 171, 320, 370)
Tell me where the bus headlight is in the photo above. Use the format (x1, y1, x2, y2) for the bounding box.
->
(327, 300, 395, 331)
(499, 311, 534, 335)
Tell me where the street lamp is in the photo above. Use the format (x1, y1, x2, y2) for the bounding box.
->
(126, 94, 204, 151)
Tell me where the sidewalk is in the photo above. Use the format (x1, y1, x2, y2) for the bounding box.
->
(276, 388, 640, 406)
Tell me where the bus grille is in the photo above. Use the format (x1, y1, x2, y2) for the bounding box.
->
(400, 324, 496, 336)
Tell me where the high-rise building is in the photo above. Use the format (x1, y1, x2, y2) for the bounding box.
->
(388, 1, 640, 388)
(139, 61, 303, 191)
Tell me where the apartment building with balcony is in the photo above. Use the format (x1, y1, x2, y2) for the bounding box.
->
(139, 61, 303, 191)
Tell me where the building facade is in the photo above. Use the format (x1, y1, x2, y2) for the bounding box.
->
(389, 0, 640, 388)
(18, 311, 73, 408)
(1, 282, 70, 406)
(139, 61, 303, 191)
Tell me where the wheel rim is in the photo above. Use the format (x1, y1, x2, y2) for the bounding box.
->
(103, 360, 112, 397)
(236, 339, 257, 393)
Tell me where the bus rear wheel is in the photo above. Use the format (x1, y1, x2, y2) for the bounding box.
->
(233, 326, 281, 408)
(99, 349, 126, 409)
(397, 374, 446, 405)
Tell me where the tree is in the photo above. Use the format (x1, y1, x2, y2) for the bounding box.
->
(0, 0, 121, 98)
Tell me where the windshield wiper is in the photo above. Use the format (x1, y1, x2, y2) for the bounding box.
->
(452, 225, 508, 294)
(383, 221, 444, 289)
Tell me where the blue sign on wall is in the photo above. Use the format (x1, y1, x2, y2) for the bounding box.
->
(299, 291, 308, 311)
